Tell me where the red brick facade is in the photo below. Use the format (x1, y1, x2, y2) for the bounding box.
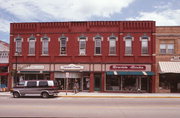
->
(9, 21, 156, 93)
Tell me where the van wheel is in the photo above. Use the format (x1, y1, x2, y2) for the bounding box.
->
(13, 92, 20, 98)
(42, 92, 49, 98)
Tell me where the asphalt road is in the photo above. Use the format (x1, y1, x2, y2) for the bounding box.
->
(0, 96, 180, 118)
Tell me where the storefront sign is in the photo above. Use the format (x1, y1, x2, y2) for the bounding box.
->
(60, 64, 84, 70)
(110, 65, 146, 71)
(20, 65, 45, 70)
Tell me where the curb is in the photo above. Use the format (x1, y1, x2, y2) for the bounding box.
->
(58, 95, 180, 98)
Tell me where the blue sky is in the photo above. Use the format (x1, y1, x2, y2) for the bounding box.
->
(0, 0, 180, 43)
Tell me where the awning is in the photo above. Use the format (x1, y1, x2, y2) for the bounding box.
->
(0, 72, 8, 76)
(19, 71, 49, 74)
(159, 62, 180, 73)
(106, 71, 154, 76)
(0, 64, 9, 67)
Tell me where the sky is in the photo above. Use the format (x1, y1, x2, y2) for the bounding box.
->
(0, 0, 180, 43)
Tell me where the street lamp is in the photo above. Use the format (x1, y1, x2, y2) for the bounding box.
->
(14, 52, 19, 85)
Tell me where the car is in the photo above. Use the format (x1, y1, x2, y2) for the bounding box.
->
(10, 80, 59, 98)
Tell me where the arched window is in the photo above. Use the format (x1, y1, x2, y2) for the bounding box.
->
(140, 34, 150, 55)
(124, 34, 133, 55)
(41, 35, 50, 55)
(108, 34, 117, 55)
(59, 34, 68, 55)
(78, 34, 87, 55)
(28, 35, 36, 55)
(94, 34, 103, 55)
(15, 35, 23, 54)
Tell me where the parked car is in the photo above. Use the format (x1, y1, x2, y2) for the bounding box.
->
(10, 80, 59, 98)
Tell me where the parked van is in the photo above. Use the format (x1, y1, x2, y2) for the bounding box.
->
(10, 80, 59, 98)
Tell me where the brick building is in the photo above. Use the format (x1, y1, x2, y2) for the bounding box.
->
(9, 21, 156, 93)
(156, 26, 180, 93)
(0, 40, 9, 91)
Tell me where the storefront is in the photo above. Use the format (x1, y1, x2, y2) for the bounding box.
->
(0, 64, 8, 91)
(159, 62, 180, 93)
(106, 64, 154, 93)
(14, 64, 51, 85)
(54, 64, 90, 91)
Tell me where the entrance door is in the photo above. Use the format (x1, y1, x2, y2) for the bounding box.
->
(94, 74, 101, 91)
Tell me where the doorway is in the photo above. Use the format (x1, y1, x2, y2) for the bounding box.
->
(94, 73, 101, 91)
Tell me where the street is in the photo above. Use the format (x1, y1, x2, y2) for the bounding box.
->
(0, 96, 180, 118)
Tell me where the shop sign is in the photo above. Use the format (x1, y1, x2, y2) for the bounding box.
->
(110, 65, 146, 71)
(171, 56, 180, 61)
(60, 64, 84, 70)
(20, 65, 45, 70)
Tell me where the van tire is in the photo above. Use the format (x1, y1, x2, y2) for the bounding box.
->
(13, 92, 20, 98)
(41, 92, 49, 98)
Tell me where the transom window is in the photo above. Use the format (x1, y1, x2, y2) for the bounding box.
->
(59, 34, 68, 55)
(28, 35, 36, 55)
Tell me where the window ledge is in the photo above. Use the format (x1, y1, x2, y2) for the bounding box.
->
(78, 54, 87, 56)
(41, 54, 49, 56)
(108, 54, 117, 56)
(141, 54, 150, 56)
(28, 54, 35, 56)
(94, 54, 102, 56)
(59, 54, 67, 56)
(124, 54, 133, 56)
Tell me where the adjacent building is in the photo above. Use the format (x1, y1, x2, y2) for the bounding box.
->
(9, 21, 156, 92)
(0, 40, 9, 91)
(156, 26, 180, 93)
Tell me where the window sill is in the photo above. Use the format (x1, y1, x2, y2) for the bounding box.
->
(108, 54, 117, 56)
(28, 54, 35, 56)
(59, 54, 67, 56)
(41, 54, 49, 56)
(124, 54, 133, 56)
(140, 54, 150, 56)
(94, 54, 102, 56)
(78, 54, 87, 56)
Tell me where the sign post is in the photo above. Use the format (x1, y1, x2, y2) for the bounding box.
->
(65, 72, 70, 95)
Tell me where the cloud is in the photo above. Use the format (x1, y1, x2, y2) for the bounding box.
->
(0, 0, 135, 21)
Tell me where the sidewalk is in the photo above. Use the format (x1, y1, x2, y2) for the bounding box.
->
(1, 92, 180, 98)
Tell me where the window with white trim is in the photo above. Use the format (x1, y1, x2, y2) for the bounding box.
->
(42, 36, 49, 55)
(124, 34, 133, 55)
(94, 35, 102, 55)
(60, 35, 67, 55)
(160, 44, 174, 54)
(109, 35, 117, 55)
(29, 35, 36, 55)
(15, 35, 22, 54)
(141, 35, 149, 55)
(79, 39, 86, 55)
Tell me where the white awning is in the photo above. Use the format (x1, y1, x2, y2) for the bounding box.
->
(159, 62, 180, 73)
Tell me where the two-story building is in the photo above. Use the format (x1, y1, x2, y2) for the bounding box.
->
(9, 21, 156, 93)
(156, 26, 180, 93)
(0, 40, 9, 91)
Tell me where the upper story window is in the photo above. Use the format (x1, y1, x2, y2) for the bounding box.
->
(124, 34, 133, 55)
(140, 34, 150, 55)
(28, 35, 36, 55)
(160, 44, 174, 54)
(14, 35, 23, 55)
(41, 35, 50, 55)
(94, 34, 103, 55)
(108, 34, 117, 55)
(79, 35, 87, 55)
(59, 34, 68, 55)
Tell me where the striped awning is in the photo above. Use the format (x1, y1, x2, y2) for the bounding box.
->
(159, 62, 180, 73)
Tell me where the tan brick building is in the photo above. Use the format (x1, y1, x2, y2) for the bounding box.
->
(156, 26, 180, 93)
